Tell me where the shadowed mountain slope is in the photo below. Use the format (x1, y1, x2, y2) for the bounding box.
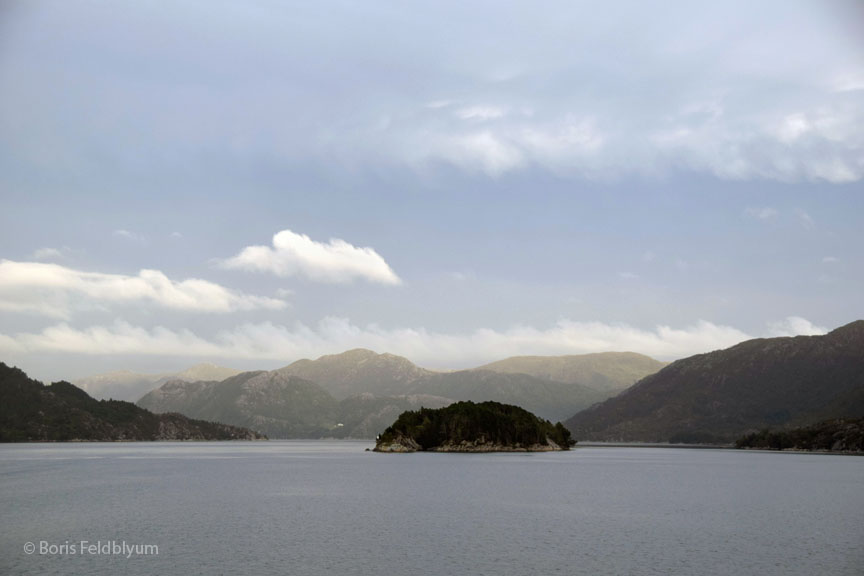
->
(565, 321, 864, 443)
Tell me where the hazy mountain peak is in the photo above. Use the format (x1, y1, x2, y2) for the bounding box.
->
(74, 363, 241, 402)
(278, 349, 432, 400)
(478, 351, 666, 393)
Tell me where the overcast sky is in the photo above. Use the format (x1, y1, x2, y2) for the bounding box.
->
(1, 1, 862, 382)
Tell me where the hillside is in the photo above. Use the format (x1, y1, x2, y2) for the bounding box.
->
(278, 349, 662, 414)
(0, 362, 263, 441)
(139, 371, 341, 438)
(479, 352, 666, 393)
(735, 418, 864, 452)
(277, 348, 435, 399)
(374, 401, 575, 452)
(407, 369, 607, 422)
(565, 320, 864, 443)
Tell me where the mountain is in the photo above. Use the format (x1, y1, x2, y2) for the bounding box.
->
(0, 362, 263, 441)
(406, 369, 607, 422)
(138, 348, 661, 437)
(565, 320, 864, 443)
(138, 371, 340, 438)
(374, 401, 575, 452)
(333, 393, 453, 439)
(280, 348, 634, 421)
(139, 367, 454, 439)
(74, 363, 242, 401)
(478, 352, 666, 393)
(277, 348, 435, 399)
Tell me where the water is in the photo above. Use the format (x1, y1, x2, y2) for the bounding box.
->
(0, 441, 861, 576)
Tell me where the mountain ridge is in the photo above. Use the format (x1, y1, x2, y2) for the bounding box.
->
(0, 362, 263, 441)
(564, 320, 864, 443)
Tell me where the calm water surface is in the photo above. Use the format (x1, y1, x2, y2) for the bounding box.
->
(1, 441, 861, 576)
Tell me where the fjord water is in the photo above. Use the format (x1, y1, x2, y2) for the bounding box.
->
(1, 442, 861, 576)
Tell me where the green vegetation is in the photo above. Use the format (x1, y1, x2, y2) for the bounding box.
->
(377, 401, 576, 451)
(0, 362, 264, 441)
(735, 418, 864, 452)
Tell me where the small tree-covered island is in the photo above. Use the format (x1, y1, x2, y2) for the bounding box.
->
(373, 401, 576, 453)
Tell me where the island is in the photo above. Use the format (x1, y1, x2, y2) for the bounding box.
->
(373, 400, 576, 452)
(0, 362, 265, 442)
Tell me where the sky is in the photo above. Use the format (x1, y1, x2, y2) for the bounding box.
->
(1, 0, 863, 382)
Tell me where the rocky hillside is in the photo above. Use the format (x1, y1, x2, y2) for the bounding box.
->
(479, 352, 665, 393)
(138, 369, 453, 439)
(276, 348, 435, 399)
(140, 371, 340, 438)
(565, 320, 864, 443)
(0, 362, 263, 441)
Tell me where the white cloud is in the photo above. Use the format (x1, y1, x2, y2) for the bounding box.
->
(822, 256, 839, 264)
(618, 272, 638, 280)
(833, 72, 864, 93)
(456, 106, 506, 120)
(397, 96, 864, 182)
(795, 208, 816, 231)
(766, 316, 827, 337)
(0, 317, 771, 367)
(218, 229, 401, 285)
(743, 206, 778, 220)
(32, 247, 65, 260)
(113, 229, 147, 243)
(0, 260, 287, 318)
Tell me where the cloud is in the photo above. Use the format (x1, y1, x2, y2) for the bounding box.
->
(795, 208, 816, 231)
(112, 229, 147, 243)
(743, 206, 778, 220)
(822, 256, 839, 264)
(0, 317, 777, 367)
(393, 96, 863, 181)
(4, 2, 863, 185)
(0, 260, 287, 318)
(218, 229, 401, 285)
(766, 316, 827, 337)
(456, 106, 506, 120)
(618, 272, 639, 280)
(32, 247, 65, 260)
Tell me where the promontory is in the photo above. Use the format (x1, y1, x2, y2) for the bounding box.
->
(373, 401, 576, 452)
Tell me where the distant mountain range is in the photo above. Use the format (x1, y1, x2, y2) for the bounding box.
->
(479, 352, 667, 393)
(565, 320, 864, 443)
(0, 363, 263, 441)
(74, 363, 242, 402)
(137, 349, 664, 438)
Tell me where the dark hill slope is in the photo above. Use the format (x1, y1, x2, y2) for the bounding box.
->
(564, 321, 864, 443)
(0, 362, 262, 441)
